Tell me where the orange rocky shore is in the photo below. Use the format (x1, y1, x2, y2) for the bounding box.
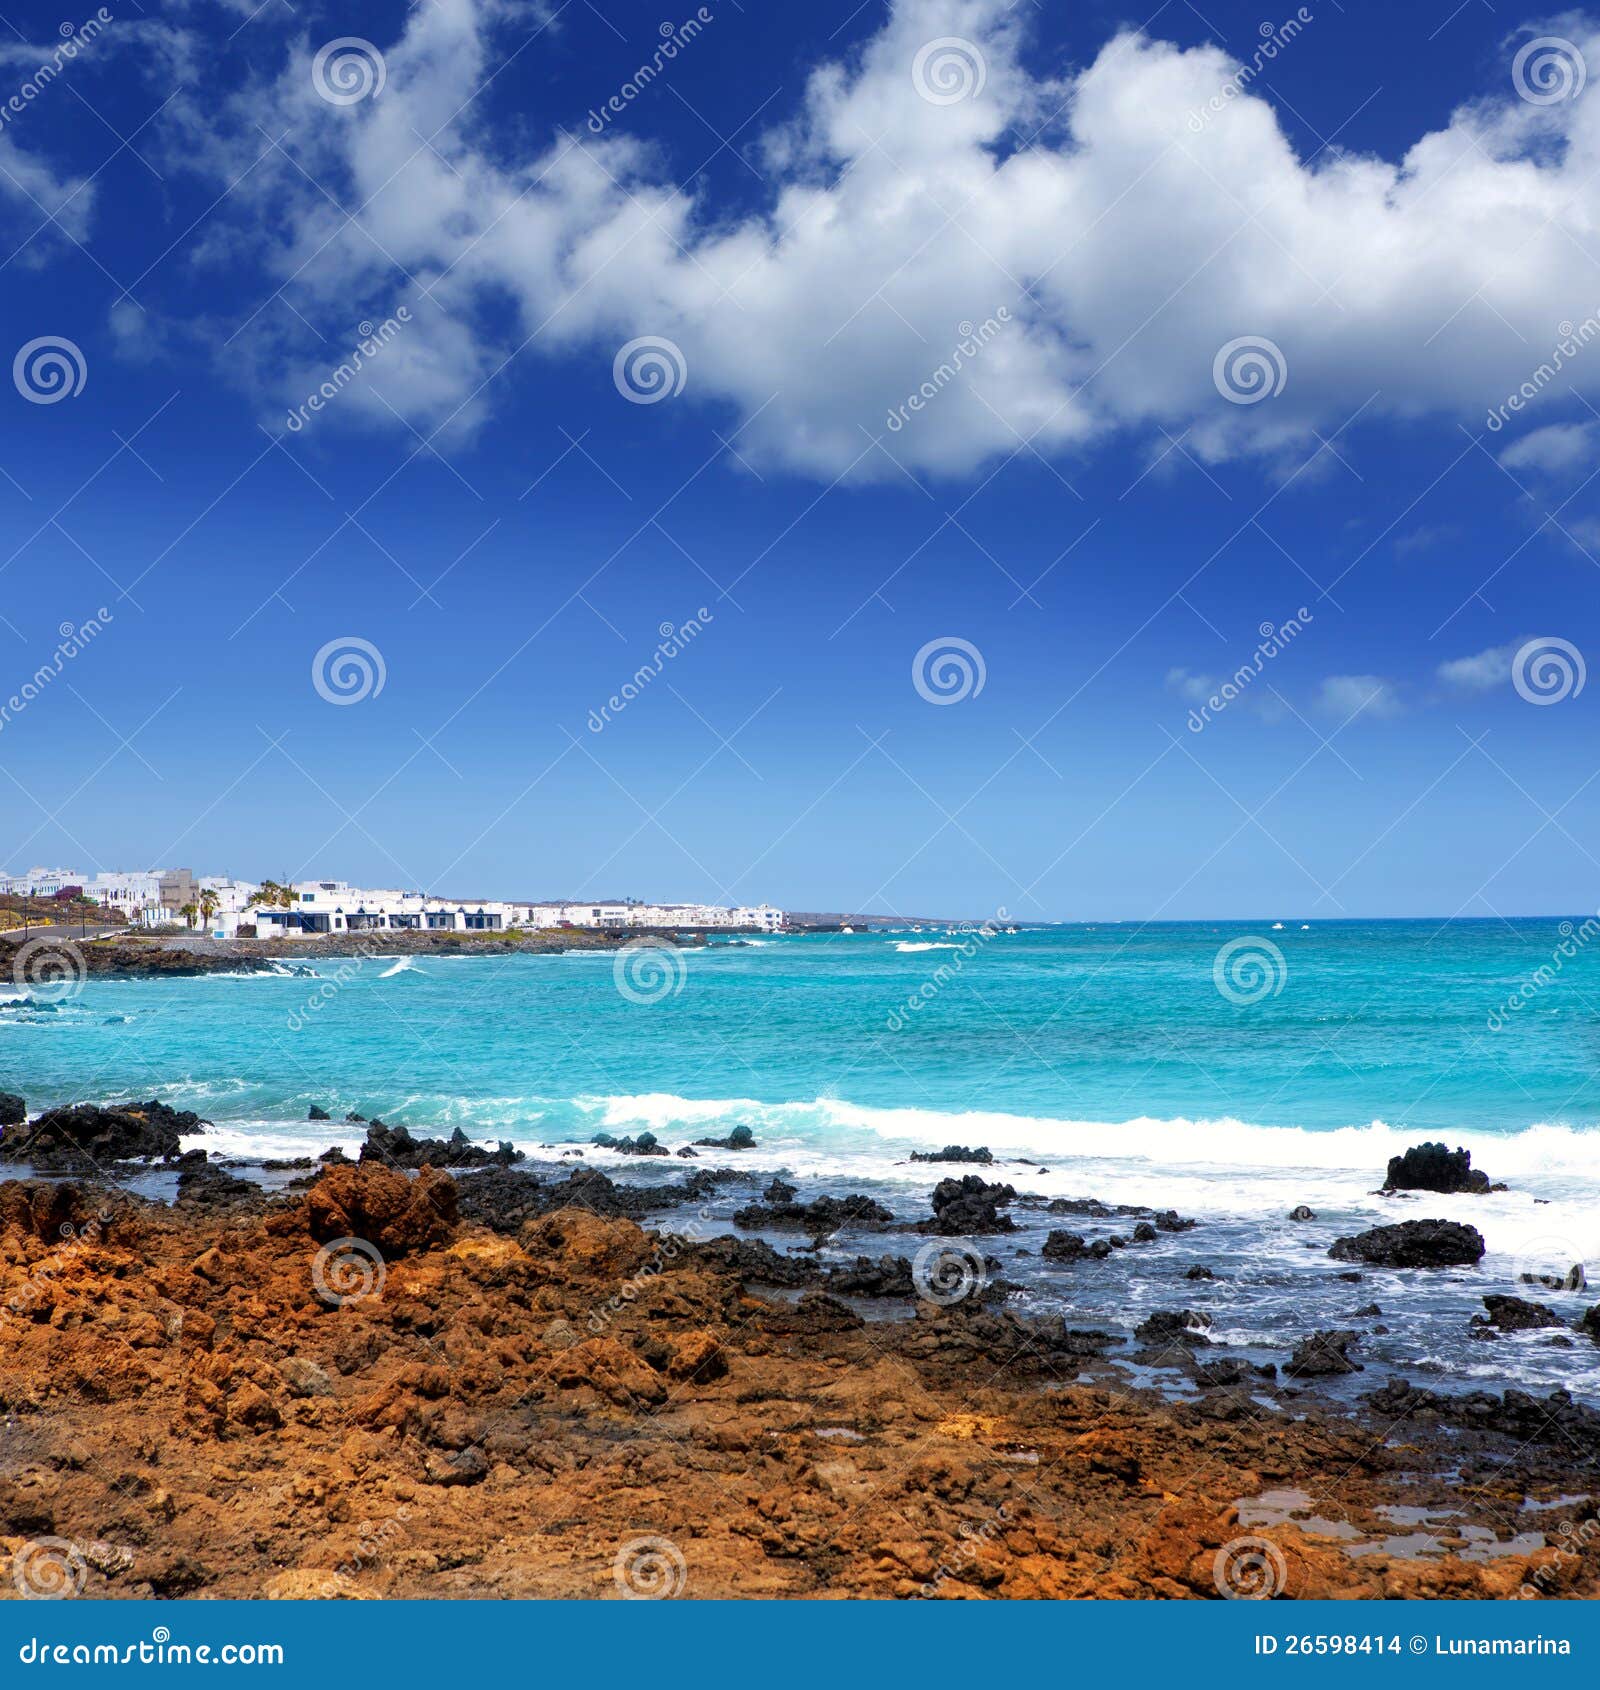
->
(1, 1162, 1597, 1602)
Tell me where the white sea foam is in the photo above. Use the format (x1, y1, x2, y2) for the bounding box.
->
(892, 941, 962, 952)
(379, 957, 421, 978)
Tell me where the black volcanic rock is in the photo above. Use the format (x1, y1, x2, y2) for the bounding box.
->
(909, 1145, 994, 1166)
(1328, 1218, 1485, 1268)
(1288, 1205, 1316, 1222)
(733, 1190, 892, 1236)
(1366, 1380, 1600, 1453)
(307, 1104, 331, 1122)
(1286, 1329, 1363, 1376)
(1383, 1142, 1498, 1195)
(361, 1120, 520, 1170)
(917, 1175, 1017, 1235)
(0, 1100, 206, 1166)
(692, 1124, 755, 1150)
(0, 1092, 25, 1129)
(591, 1130, 670, 1158)
(1474, 1294, 1566, 1333)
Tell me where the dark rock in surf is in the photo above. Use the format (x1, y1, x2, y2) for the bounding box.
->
(1473, 1295, 1566, 1333)
(917, 1175, 1017, 1235)
(361, 1120, 520, 1170)
(693, 1124, 756, 1150)
(1383, 1142, 1500, 1195)
(1288, 1204, 1316, 1222)
(909, 1145, 994, 1166)
(1285, 1329, 1362, 1377)
(1328, 1219, 1484, 1268)
(0, 1100, 206, 1167)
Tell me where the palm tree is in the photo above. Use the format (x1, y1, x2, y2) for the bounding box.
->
(179, 901, 198, 931)
(198, 889, 220, 931)
(247, 880, 295, 911)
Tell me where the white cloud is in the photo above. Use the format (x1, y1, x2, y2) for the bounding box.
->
(1497, 421, 1596, 477)
(1316, 675, 1404, 720)
(62, 0, 1600, 478)
(0, 134, 93, 249)
(1437, 642, 1517, 690)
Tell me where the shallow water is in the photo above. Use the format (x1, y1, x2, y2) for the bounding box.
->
(4, 920, 1598, 1399)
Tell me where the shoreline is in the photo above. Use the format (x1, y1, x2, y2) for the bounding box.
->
(1, 1103, 1598, 1599)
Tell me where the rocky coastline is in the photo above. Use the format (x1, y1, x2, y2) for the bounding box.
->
(0, 1107, 1597, 1601)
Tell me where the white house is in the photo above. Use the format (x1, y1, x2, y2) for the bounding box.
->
(0, 867, 84, 897)
(518, 898, 786, 931)
(250, 882, 516, 938)
(82, 869, 200, 927)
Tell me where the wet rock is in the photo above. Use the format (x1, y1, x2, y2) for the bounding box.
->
(822, 1255, 917, 1297)
(345, 1112, 367, 1123)
(307, 1105, 331, 1122)
(305, 1163, 457, 1256)
(675, 1146, 698, 1159)
(1131, 1222, 1157, 1243)
(908, 1145, 994, 1166)
(0, 1092, 24, 1128)
(361, 1121, 521, 1170)
(692, 1124, 755, 1150)
(1347, 1302, 1383, 1318)
(1383, 1142, 1500, 1195)
(1473, 1295, 1566, 1333)
(1190, 1356, 1251, 1389)
(1041, 1230, 1088, 1261)
(733, 1190, 892, 1237)
(682, 1235, 821, 1288)
(1576, 1305, 1600, 1344)
(1133, 1310, 1212, 1348)
(1286, 1329, 1363, 1377)
(1184, 1265, 1215, 1281)
(0, 1099, 206, 1166)
(1366, 1380, 1600, 1452)
(175, 1163, 262, 1209)
(1288, 1205, 1316, 1222)
(763, 1178, 796, 1204)
(591, 1131, 670, 1157)
(917, 1175, 1017, 1235)
(1328, 1219, 1485, 1268)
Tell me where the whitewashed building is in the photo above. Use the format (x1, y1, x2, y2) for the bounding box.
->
(0, 867, 84, 897)
(250, 882, 516, 938)
(518, 899, 785, 931)
(83, 869, 200, 927)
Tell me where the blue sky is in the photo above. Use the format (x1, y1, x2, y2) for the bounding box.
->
(1, 0, 1598, 919)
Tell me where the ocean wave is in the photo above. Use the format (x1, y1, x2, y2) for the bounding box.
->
(892, 941, 962, 952)
(379, 957, 422, 978)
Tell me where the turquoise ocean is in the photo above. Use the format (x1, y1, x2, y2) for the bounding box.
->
(5, 919, 1599, 1397)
